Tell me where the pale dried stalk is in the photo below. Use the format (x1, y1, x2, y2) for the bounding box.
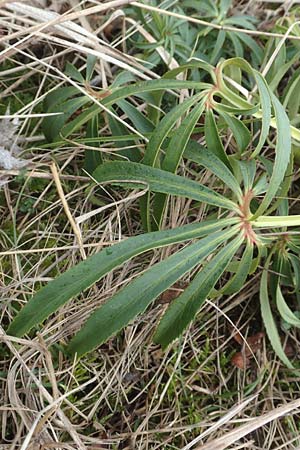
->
(195, 398, 300, 450)
(132, 1, 300, 41)
(50, 162, 86, 260)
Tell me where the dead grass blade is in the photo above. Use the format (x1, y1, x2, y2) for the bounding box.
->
(194, 398, 300, 450)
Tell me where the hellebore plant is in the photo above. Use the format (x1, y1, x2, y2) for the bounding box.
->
(8, 58, 300, 367)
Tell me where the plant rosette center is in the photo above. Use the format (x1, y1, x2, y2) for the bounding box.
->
(238, 190, 259, 245)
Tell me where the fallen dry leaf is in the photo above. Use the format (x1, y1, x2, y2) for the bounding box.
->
(231, 331, 265, 370)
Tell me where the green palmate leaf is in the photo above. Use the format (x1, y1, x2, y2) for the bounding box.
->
(184, 141, 242, 199)
(260, 258, 294, 369)
(154, 230, 244, 348)
(152, 98, 206, 228)
(92, 161, 239, 212)
(219, 61, 292, 209)
(67, 226, 240, 357)
(8, 218, 237, 338)
(204, 109, 230, 167)
(253, 93, 291, 218)
(276, 285, 300, 328)
(221, 243, 253, 295)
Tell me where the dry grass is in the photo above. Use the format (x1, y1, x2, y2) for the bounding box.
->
(1, 0, 300, 449)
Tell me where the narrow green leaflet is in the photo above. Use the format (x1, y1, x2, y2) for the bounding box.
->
(84, 115, 102, 174)
(284, 71, 300, 120)
(152, 99, 206, 228)
(205, 109, 230, 167)
(228, 32, 244, 59)
(154, 231, 244, 348)
(219, 111, 251, 154)
(214, 102, 259, 115)
(61, 104, 100, 140)
(289, 254, 300, 292)
(44, 86, 78, 111)
(144, 64, 209, 126)
(263, 153, 293, 216)
(143, 93, 204, 167)
(269, 51, 300, 92)
(8, 218, 237, 338)
(108, 111, 142, 162)
(220, 0, 232, 18)
(102, 79, 208, 108)
(253, 215, 300, 228)
(210, 30, 226, 65)
(251, 73, 271, 158)
(162, 99, 206, 173)
(92, 162, 239, 212)
(110, 71, 136, 88)
(86, 55, 97, 82)
(155, 60, 215, 81)
(235, 159, 256, 192)
(221, 243, 253, 295)
(184, 141, 243, 199)
(235, 32, 263, 65)
(65, 62, 85, 83)
(67, 226, 239, 356)
(117, 99, 154, 134)
(276, 285, 300, 328)
(45, 79, 205, 142)
(260, 259, 294, 369)
(141, 92, 205, 230)
(253, 93, 291, 218)
(43, 96, 89, 142)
